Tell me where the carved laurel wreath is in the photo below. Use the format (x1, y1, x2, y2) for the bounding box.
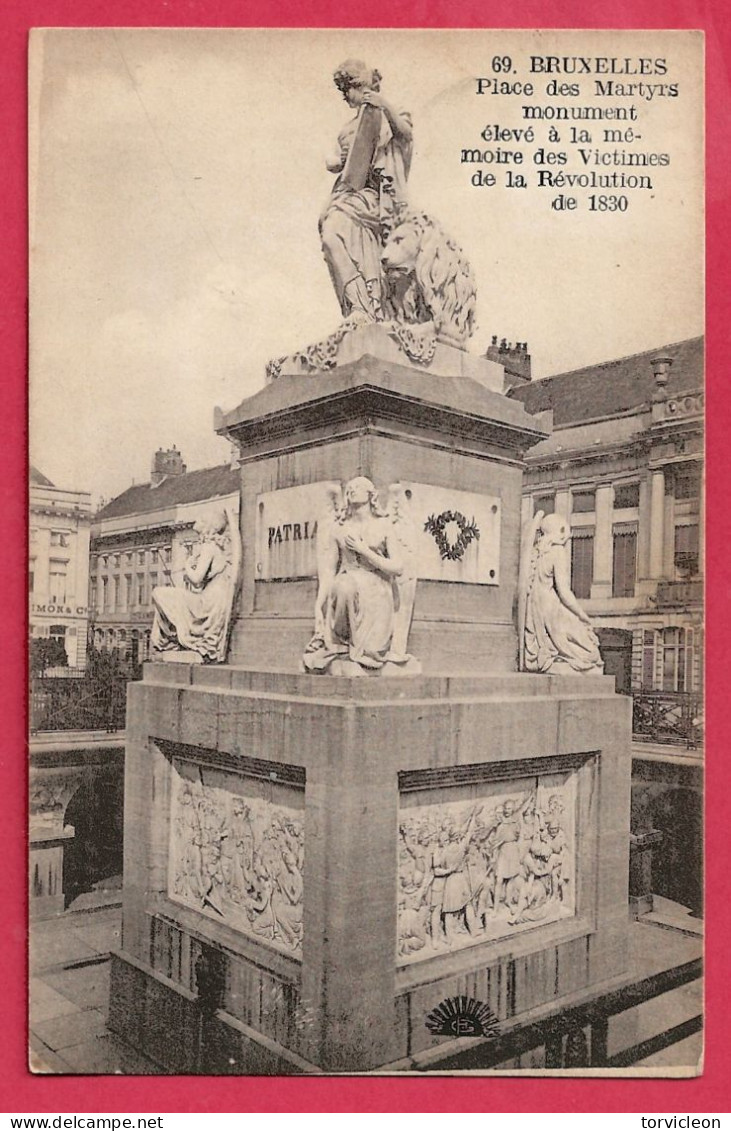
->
(424, 510, 480, 561)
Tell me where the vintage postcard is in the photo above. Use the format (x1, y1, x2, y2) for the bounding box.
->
(28, 28, 703, 1077)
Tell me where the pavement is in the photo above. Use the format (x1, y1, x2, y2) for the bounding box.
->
(30, 906, 158, 1075)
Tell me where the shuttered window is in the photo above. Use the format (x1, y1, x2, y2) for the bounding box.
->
(570, 528, 594, 600)
(612, 525, 637, 598)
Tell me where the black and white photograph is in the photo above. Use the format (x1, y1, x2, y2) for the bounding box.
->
(28, 28, 704, 1076)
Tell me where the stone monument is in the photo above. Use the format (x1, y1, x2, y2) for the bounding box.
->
(109, 58, 631, 1074)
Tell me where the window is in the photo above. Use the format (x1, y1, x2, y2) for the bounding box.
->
(163, 546, 172, 564)
(50, 530, 70, 548)
(101, 556, 108, 569)
(113, 554, 120, 568)
(614, 483, 640, 509)
(113, 576, 120, 608)
(125, 552, 133, 566)
(138, 550, 146, 566)
(49, 562, 67, 604)
(570, 529, 594, 600)
(49, 624, 66, 642)
(534, 494, 554, 516)
(642, 630, 657, 689)
(571, 490, 595, 514)
(662, 627, 696, 692)
(674, 466, 702, 501)
(674, 524, 700, 579)
(29, 569, 34, 593)
(125, 575, 133, 608)
(101, 576, 108, 610)
(137, 574, 145, 606)
(612, 525, 637, 598)
(89, 579, 97, 609)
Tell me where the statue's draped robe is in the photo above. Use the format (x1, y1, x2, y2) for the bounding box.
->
(304, 518, 398, 671)
(151, 546, 232, 662)
(523, 543, 603, 674)
(320, 105, 412, 318)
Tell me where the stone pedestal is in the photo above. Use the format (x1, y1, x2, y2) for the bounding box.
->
(629, 829, 664, 919)
(109, 665, 631, 1073)
(110, 340, 630, 1073)
(214, 347, 550, 675)
(29, 767, 84, 918)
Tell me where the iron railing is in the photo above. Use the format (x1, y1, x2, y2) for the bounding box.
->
(632, 691, 703, 750)
(29, 668, 140, 734)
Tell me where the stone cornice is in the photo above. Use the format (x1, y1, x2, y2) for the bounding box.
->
(219, 355, 551, 463)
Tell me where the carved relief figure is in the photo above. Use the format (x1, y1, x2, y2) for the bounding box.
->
(491, 794, 533, 911)
(397, 779, 576, 962)
(519, 511, 604, 675)
(303, 477, 417, 674)
(169, 768, 304, 957)
(320, 60, 413, 322)
(151, 507, 241, 663)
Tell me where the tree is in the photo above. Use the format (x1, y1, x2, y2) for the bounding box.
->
(29, 637, 69, 675)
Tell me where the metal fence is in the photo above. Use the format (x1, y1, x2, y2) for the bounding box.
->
(29, 668, 139, 733)
(632, 690, 703, 750)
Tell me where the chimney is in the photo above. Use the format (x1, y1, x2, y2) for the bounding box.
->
(486, 336, 532, 388)
(151, 446, 187, 487)
(650, 356, 673, 402)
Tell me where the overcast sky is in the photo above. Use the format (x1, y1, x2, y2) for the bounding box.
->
(29, 28, 703, 504)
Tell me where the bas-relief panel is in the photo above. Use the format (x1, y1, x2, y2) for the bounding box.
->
(167, 759, 304, 958)
(398, 773, 577, 964)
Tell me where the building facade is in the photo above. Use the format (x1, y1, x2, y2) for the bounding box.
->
(89, 449, 240, 664)
(30, 467, 92, 668)
(510, 337, 703, 699)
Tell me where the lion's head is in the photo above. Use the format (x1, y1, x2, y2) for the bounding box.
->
(381, 212, 477, 349)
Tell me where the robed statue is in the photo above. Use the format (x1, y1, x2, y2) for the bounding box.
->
(518, 511, 604, 676)
(151, 507, 241, 664)
(319, 59, 413, 322)
(303, 478, 418, 674)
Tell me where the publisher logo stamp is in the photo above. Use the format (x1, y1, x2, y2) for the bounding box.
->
(426, 996, 501, 1039)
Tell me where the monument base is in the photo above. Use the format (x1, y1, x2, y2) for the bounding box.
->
(109, 661, 631, 1073)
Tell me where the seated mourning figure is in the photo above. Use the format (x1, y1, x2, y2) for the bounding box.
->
(303, 477, 418, 675)
(151, 507, 240, 664)
(519, 511, 604, 676)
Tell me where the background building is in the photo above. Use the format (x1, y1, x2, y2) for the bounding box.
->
(29, 466, 92, 668)
(89, 448, 239, 664)
(510, 336, 704, 702)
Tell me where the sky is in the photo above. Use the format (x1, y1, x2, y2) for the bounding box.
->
(29, 28, 704, 504)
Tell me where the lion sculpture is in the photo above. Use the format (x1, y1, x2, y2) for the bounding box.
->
(381, 211, 477, 350)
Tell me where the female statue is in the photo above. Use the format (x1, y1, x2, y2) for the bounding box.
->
(320, 59, 413, 321)
(303, 477, 408, 673)
(519, 512, 604, 675)
(151, 508, 240, 663)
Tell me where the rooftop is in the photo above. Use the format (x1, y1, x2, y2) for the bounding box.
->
(94, 462, 240, 522)
(510, 336, 704, 426)
(30, 466, 56, 487)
